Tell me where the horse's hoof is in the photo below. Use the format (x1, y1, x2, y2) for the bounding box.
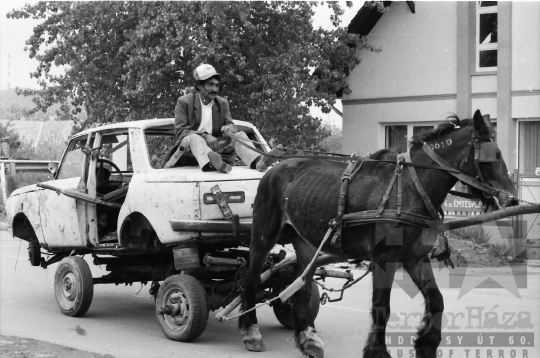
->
(297, 327, 324, 358)
(242, 324, 266, 352)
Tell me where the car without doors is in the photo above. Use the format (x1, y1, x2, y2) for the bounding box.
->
(5, 118, 320, 341)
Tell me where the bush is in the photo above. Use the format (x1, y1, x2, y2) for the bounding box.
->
(318, 125, 342, 154)
(7, 172, 52, 195)
(11, 134, 66, 161)
(451, 226, 491, 245)
(1, 172, 52, 213)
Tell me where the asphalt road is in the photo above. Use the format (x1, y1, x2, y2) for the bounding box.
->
(1, 231, 539, 358)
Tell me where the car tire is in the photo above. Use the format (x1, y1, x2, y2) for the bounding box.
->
(27, 239, 41, 266)
(273, 281, 320, 330)
(155, 275, 208, 342)
(54, 256, 94, 317)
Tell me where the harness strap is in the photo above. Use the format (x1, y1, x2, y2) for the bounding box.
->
(404, 151, 441, 222)
(378, 173, 398, 215)
(337, 161, 364, 215)
(396, 153, 404, 216)
(473, 140, 486, 182)
(330, 160, 365, 251)
(343, 209, 434, 229)
(378, 154, 404, 215)
(397, 170, 403, 216)
(422, 143, 504, 198)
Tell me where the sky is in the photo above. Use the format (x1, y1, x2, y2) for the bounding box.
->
(0, 1, 363, 92)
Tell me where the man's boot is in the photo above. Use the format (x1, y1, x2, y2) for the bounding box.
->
(254, 148, 282, 172)
(207, 152, 232, 173)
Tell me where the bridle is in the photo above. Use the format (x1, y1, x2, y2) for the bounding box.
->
(459, 130, 498, 183)
(421, 128, 516, 205)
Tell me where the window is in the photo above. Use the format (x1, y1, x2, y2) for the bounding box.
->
(385, 125, 407, 150)
(476, 1, 498, 72)
(57, 136, 88, 179)
(146, 133, 176, 169)
(100, 134, 133, 173)
(519, 121, 540, 175)
(413, 125, 434, 136)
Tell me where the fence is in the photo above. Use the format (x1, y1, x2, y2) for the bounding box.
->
(519, 176, 540, 259)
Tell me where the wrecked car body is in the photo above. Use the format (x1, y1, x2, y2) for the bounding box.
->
(6, 118, 318, 341)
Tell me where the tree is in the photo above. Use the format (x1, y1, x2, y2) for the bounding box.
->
(8, 1, 375, 149)
(0, 103, 27, 121)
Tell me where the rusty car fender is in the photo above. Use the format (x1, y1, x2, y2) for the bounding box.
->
(116, 174, 201, 246)
(6, 185, 45, 244)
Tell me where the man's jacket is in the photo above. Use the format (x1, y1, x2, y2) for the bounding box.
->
(174, 92, 234, 143)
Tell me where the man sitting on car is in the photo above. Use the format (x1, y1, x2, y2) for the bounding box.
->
(174, 64, 279, 173)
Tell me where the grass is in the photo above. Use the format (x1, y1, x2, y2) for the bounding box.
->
(451, 226, 492, 245)
(450, 225, 527, 263)
(488, 243, 511, 260)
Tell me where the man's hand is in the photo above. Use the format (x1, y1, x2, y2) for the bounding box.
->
(204, 134, 221, 152)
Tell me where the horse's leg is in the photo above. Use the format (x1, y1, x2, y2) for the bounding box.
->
(363, 258, 398, 358)
(238, 220, 282, 352)
(404, 255, 444, 358)
(290, 234, 324, 358)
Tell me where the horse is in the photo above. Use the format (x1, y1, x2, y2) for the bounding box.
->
(238, 110, 518, 358)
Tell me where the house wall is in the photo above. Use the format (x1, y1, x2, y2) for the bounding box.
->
(345, 2, 457, 99)
(343, 1, 458, 154)
(512, 2, 540, 93)
(343, 2, 540, 172)
(342, 2, 539, 244)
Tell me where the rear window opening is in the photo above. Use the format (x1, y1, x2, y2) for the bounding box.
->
(144, 124, 265, 169)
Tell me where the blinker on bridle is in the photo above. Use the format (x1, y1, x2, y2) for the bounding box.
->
(460, 130, 498, 184)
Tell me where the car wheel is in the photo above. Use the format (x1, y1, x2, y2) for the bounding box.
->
(155, 275, 208, 342)
(54, 256, 94, 317)
(273, 281, 320, 330)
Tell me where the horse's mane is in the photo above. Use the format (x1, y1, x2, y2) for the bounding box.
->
(409, 115, 473, 148)
(369, 149, 393, 159)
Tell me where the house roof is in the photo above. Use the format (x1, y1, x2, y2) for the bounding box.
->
(0, 120, 74, 147)
(348, 1, 415, 35)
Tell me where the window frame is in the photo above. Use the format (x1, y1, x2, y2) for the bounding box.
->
(476, 1, 498, 73)
(56, 135, 89, 180)
(383, 123, 438, 150)
(384, 125, 408, 150)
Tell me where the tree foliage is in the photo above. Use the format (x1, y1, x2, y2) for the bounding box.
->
(8, 1, 375, 149)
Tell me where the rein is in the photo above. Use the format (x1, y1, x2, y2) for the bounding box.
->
(226, 132, 515, 203)
(226, 132, 466, 170)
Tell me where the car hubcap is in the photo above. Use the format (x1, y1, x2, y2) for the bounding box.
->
(61, 273, 77, 302)
(163, 290, 189, 331)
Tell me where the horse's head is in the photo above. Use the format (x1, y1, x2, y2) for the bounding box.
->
(456, 110, 519, 211)
(411, 109, 519, 211)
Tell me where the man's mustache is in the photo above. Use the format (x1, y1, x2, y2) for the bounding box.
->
(209, 92, 217, 95)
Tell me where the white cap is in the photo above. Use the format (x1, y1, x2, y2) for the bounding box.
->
(193, 64, 221, 81)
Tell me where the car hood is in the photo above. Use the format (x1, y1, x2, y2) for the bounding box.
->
(145, 166, 266, 183)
